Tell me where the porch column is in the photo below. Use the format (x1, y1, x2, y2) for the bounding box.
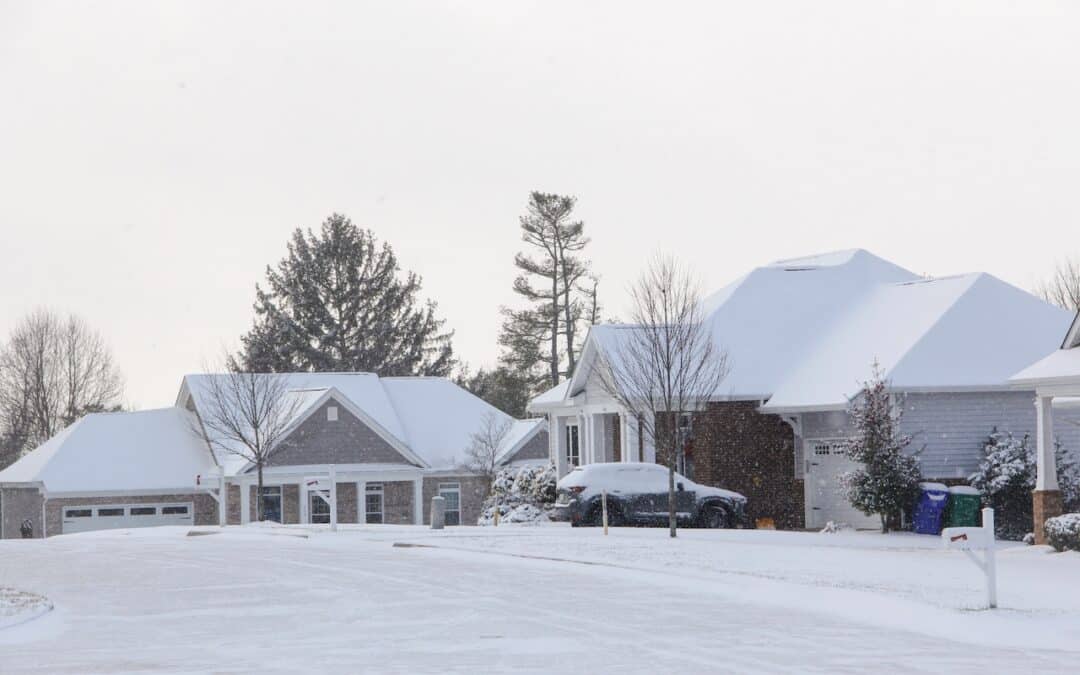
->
(413, 477, 423, 525)
(358, 481, 367, 524)
(1034, 394, 1063, 545)
(555, 417, 568, 477)
(240, 479, 251, 525)
(620, 414, 630, 462)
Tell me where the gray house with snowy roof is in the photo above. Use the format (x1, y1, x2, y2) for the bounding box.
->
(530, 249, 1080, 529)
(0, 373, 547, 538)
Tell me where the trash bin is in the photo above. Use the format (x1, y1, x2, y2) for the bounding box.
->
(945, 485, 982, 528)
(912, 482, 950, 535)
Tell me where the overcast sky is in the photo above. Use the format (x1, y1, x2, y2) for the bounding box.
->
(2, 1, 1079, 408)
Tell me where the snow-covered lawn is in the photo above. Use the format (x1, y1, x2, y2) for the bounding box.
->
(1, 523, 1078, 672)
(0, 586, 51, 630)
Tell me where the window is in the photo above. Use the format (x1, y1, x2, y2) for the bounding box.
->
(65, 509, 92, 518)
(439, 482, 461, 526)
(309, 493, 331, 524)
(98, 508, 124, 517)
(260, 486, 282, 522)
(130, 507, 156, 516)
(327, 405, 338, 422)
(365, 483, 383, 524)
(566, 424, 580, 467)
(162, 506, 189, 515)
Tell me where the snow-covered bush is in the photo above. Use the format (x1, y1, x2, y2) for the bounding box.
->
(477, 462, 557, 526)
(820, 521, 853, 534)
(1044, 513, 1080, 552)
(841, 364, 922, 533)
(969, 430, 1080, 541)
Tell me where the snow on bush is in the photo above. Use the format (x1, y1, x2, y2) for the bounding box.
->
(477, 462, 557, 526)
(969, 429, 1080, 541)
(1044, 513, 1080, 552)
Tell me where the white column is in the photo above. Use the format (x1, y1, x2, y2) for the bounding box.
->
(329, 465, 338, 532)
(358, 480, 367, 524)
(413, 477, 424, 525)
(1036, 394, 1059, 491)
(240, 480, 251, 525)
(620, 414, 630, 463)
(299, 481, 309, 524)
(555, 417, 568, 476)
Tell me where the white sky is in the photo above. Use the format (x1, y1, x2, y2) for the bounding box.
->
(2, 1, 1079, 409)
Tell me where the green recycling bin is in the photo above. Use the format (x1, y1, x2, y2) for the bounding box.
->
(945, 485, 981, 528)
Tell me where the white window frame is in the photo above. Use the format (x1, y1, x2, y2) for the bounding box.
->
(438, 482, 461, 526)
(309, 492, 331, 524)
(365, 483, 384, 524)
(566, 424, 580, 467)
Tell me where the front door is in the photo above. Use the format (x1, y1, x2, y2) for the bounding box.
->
(309, 493, 331, 524)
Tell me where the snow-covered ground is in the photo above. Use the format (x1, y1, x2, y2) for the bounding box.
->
(0, 586, 51, 631)
(1, 523, 1078, 673)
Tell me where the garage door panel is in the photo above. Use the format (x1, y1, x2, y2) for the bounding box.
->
(62, 502, 194, 534)
(806, 440, 880, 530)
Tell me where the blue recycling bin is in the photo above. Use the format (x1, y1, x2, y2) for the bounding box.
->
(912, 482, 950, 534)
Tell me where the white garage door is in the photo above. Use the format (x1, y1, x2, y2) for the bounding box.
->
(805, 440, 880, 530)
(62, 503, 194, 534)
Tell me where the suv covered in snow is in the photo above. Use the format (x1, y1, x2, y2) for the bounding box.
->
(555, 463, 749, 529)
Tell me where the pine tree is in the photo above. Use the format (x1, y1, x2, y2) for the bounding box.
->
(504, 192, 590, 388)
(239, 214, 454, 376)
(455, 364, 533, 419)
(841, 363, 922, 533)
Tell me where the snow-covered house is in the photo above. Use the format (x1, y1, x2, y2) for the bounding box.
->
(0, 373, 547, 538)
(529, 249, 1080, 530)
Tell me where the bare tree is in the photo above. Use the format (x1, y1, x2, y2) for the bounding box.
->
(464, 411, 513, 493)
(1036, 257, 1080, 311)
(0, 309, 123, 466)
(190, 356, 303, 521)
(595, 255, 729, 538)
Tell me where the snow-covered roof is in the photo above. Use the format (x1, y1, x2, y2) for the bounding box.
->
(529, 380, 571, 410)
(0, 408, 215, 493)
(495, 418, 546, 465)
(535, 249, 1072, 413)
(1010, 344, 1080, 387)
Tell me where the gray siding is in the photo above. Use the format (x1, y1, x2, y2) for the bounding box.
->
(504, 429, 550, 464)
(900, 391, 1080, 479)
(799, 391, 1080, 480)
(268, 400, 415, 468)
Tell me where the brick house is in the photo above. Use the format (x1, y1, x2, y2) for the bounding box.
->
(0, 373, 548, 538)
(530, 249, 1080, 530)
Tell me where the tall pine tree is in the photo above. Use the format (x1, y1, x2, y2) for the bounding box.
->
(240, 214, 455, 376)
(501, 192, 591, 389)
(840, 362, 922, 533)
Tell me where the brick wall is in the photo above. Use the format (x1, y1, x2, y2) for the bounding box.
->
(383, 481, 414, 524)
(282, 484, 300, 524)
(690, 401, 803, 530)
(421, 475, 486, 525)
(0, 487, 44, 539)
(336, 482, 358, 524)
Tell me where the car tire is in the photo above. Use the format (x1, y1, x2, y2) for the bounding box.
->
(701, 505, 729, 529)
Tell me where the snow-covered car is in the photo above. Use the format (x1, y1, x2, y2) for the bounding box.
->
(555, 463, 749, 528)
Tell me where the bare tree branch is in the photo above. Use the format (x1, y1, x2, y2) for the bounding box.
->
(463, 411, 513, 494)
(189, 354, 303, 521)
(594, 254, 729, 538)
(1036, 257, 1080, 311)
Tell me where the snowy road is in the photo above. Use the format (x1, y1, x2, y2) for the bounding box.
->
(0, 525, 1077, 673)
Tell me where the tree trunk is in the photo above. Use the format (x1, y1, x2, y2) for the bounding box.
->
(668, 463, 677, 538)
(256, 462, 264, 522)
(880, 512, 888, 534)
(550, 275, 560, 387)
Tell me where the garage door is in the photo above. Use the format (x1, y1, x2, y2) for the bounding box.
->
(805, 440, 880, 530)
(62, 503, 194, 534)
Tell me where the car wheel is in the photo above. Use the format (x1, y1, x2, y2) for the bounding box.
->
(702, 505, 729, 529)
